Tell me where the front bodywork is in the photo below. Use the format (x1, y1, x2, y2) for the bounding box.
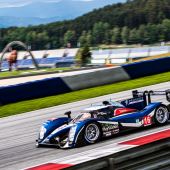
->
(37, 118, 93, 148)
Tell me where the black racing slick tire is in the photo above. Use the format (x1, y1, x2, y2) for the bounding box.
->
(154, 105, 169, 125)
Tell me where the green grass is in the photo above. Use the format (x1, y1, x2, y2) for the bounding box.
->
(0, 67, 73, 78)
(0, 71, 170, 118)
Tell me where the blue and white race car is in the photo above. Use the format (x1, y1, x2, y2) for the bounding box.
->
(36, 90, 170, 148)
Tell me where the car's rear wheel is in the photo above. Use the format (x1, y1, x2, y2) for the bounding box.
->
(154, 105, 169, 125)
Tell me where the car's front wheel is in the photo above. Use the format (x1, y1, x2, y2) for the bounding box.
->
(75, 122, 102, 147)
(154, 105, 169, 125)
(84, 123, 101, 144)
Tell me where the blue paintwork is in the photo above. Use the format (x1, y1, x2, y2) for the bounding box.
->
(110, 103, 161, 123)
(40, 117, 70, 142)
(37, 102, 162, 148)
(120, 97, 146, 110)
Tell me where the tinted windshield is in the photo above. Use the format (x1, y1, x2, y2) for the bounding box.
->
(71, 113, 91, 123)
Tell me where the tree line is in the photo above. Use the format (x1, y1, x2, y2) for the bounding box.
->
(1, 19, 170, 50)
(0, 0, 170, 51)
(78, 19, 170, 46)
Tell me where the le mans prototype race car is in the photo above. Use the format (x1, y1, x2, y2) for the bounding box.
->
(36, 90, 170, 148)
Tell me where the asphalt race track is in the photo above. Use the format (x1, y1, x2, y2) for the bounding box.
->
(0, 81, 170, 170)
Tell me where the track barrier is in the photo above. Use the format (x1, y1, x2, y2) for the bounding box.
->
(1, 57, 170, 104)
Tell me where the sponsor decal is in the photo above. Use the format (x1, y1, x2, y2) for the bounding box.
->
(104, 131, 112, 137)
(101, 123, 119, 136)
(114, 108, 136, 116)
(143, 116, 152, 126)
(125, 97, 144, 105)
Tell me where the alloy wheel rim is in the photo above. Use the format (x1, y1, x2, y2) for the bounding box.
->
(85, 124, 99, 142)
(156, 107, 168, 123)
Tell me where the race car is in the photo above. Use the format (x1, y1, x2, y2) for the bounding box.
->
(36, 90, 170, 148)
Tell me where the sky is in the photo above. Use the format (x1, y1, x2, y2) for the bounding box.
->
(0, 0, 126, 27)
(0, 0, 126, 8)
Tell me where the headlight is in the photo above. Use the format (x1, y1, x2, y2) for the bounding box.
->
(39, 126, 47, 139)
(69, 125, 77, 142)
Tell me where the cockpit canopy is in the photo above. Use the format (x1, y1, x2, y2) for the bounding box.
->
(71, 112, 92, 123)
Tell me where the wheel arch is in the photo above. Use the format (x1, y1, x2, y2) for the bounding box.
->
(74, 120, 102, 147)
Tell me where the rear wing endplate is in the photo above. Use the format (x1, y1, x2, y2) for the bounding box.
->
(132, 89, 170, 104)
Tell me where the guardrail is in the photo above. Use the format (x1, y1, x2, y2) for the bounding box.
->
(0, 77, 71, 105)
(66, 138, 170, 170)
(1, 56, 170, 105)
(122, 56, 170, 79)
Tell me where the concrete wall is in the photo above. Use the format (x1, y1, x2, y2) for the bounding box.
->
(62, 67, 130, 91)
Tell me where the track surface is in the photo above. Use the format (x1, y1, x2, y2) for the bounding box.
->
(0, 82, 170, 170)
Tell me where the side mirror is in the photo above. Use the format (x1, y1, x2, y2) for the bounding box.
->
(64, 111, 71, 118)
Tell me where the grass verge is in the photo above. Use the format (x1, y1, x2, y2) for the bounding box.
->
(0, 71, 170, 118)
(0, 67, 72, 78)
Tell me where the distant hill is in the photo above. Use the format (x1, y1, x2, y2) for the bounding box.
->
(0, 0, 126, 27)
(0, 16, 59, 28)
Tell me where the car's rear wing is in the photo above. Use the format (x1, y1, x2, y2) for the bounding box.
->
(132, 90, 170, 104)
(90, 90, 170, 111)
